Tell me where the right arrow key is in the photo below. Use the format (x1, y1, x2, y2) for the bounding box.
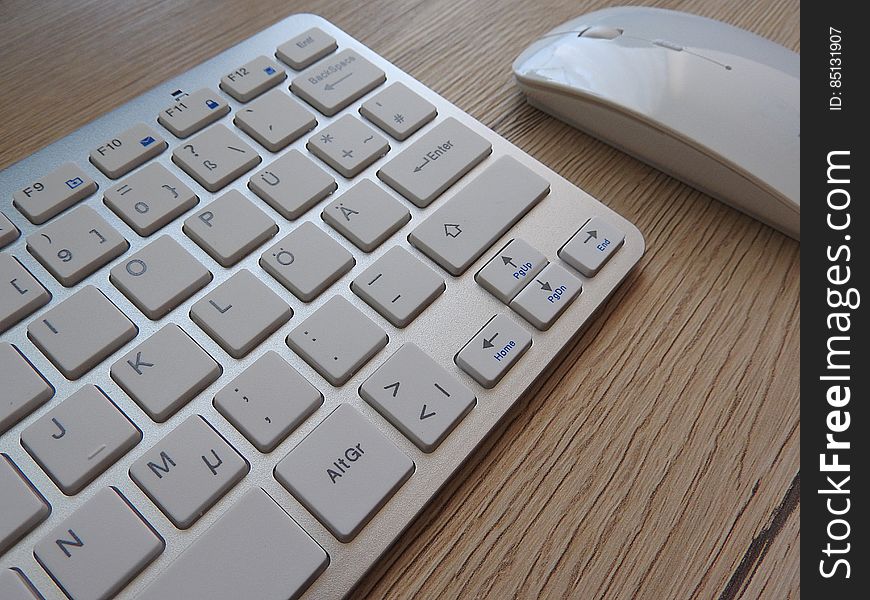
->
(361, 343, 476, 453)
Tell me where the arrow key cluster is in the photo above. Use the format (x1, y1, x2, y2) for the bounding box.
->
(361, 343, 476, 452)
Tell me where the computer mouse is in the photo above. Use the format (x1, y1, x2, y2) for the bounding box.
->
(513, 6, 800, 240)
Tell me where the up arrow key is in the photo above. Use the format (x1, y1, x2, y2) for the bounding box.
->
(584, 230, 598, 243)
(419, 404, 436, 420)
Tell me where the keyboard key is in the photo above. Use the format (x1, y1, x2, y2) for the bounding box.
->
(291, 48, 386, 116)
(138, 488, 327, 600)
(221, 55, 286, 103)
(173, 123, 262, 192)
(0, 211, 19, 248)
(111, 324, 221, 422)
(234, 89, 317, 151)
(0, 569, 41, 600)
(275, 404, 414, 542)
(89, 123, 167, 179)
(33, 487, 163, 600)
(476, 238, 548, 303)
(129, 415, 248, 529)
(455, 314, 532, 388)
(559, 216, 626, 277)
(276, 27, 337, 70)
(183, 189, 277, 267)
(214, 351, 322, 452)
(409, 156, 549, 275)
(28, 285, 137, 380)
(104, 162, 198, 236)
(12, 162, 97, 225)
(0, 254, 50, 333)
(248, 149, 336, 219)
(0, 454, 50, 554)
(377, 117, 491, 208)
(158, 88, 230, 138)
(360, 82, 437, 140)
(260, 221, 355, 302)
(351, 247, 444, 328)
(0, 343, 53, 434)
(322, 179, 410, 252)
(110, 235, 212, 320)
(307, 115, 390, 178)
(190, 269, 292, 359)
(21, 385, 140, 495)
(287, 295, 387, 386)
(360, 343, 475, 452)
(26, 205, 129, 286)
(510, 262, 582, 330)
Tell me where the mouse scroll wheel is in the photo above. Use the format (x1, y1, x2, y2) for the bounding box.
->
(579, 26, 624, 39)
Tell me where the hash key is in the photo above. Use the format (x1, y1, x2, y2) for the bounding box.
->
(26, 205, 129, 287)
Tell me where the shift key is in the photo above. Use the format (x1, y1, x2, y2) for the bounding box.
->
(408, 156, 549, 275)
(378, 117, 491, 207)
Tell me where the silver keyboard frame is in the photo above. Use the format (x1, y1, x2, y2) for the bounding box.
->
(0, 13, 644, 599)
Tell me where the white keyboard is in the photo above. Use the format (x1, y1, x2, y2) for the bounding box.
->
(0, 13, 644, 599)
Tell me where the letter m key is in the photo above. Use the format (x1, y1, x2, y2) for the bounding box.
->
(147, 451, 176, 479)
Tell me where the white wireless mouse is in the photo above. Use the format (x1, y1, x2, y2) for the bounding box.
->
(513, 7, 800, 240)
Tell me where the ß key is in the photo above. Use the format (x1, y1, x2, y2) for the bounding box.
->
(172, 124, 262, 192)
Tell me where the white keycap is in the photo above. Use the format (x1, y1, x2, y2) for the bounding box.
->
(275, 404, 413, 541)
(138, 488, 327, 600)
(322, 179, 410, 252)
(455, 314, 532, 388)
(214, 351, 322, 452)
(89, 123, 167, 179)
(360, 82, 437, 140)
(111, 324, 221, 422)
(21, 385, 141, 495)
(0, 343, 53, 434)
(234, 89, 317, 151)
(190, 269, 292, 359)
(110, 235, 212, 320)
(409, 156, 549, 275)
(476, 238, 548, 303)
(0, 211, 19, 248)
(0, 569, 41, 600)
(0, 454, 50, 554)
(12, 162, 97, 224)
(158, 88, 230, 138)
(33, 487, 163, 600)
(287, 295, 387, 386)
(276, 27, 337, 70)
(103, 162, 199, 236)
(26, 205, 129, 286)
(510, 262, 582, 330)
(129, 415, 248, 529)
(172, 123, 262, 192)
(377, 117, 491, 207)
(220, 55, 286, 102)
(351, 247, 445, 328)
(260, 221, 355, 302)
(0, 254, 49, 333)
(291, 49, 386, 116)
(28, 285, 138, 380)
(360, 344, 475, 452)
(183, 189, 278, 267)
(307, 115, 390, 178)
(559, 216, 626, 277)
(248, 149, 336, 219)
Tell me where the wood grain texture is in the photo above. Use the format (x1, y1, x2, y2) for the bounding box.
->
(0, 0, 800, 598)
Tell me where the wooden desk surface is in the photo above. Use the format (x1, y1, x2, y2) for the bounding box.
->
(0, 0, 800, 597)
